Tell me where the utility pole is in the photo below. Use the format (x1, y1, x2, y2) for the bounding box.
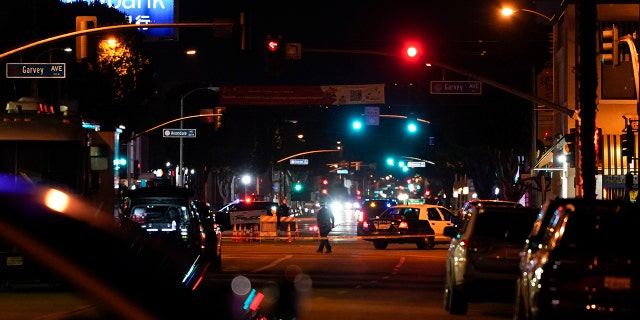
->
(576, 1, 598, 200)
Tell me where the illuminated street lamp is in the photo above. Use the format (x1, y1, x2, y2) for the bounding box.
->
(500, 7, 555, 23)
(242, 174, 251, 198)
(36, 47, 73, 62)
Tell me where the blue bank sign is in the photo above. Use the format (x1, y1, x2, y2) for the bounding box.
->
(430, 81, 482, 95)
(6, 63, 65, 78)
(61, 0, 175, 39)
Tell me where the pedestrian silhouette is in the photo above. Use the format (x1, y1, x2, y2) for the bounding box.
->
(315, 202, 335, 253)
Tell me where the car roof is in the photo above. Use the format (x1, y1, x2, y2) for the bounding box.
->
(391, 204, 447, 209)
(123, 186, 195, 198)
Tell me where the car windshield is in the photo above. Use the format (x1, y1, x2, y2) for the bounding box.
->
(469, 210, 538, 243)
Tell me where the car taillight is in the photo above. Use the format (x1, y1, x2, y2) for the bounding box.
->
(398, 221, 409, 229)
(362, 221, 369, 229)
(356, 209, 363, 222)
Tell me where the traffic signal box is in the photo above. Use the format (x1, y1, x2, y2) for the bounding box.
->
(264, 34, 284, 74)
(321, 178, 329, 195)
(622, 125, 635, 163)
(291, 181, 305, 201)
(601, 25, 619, 65)
(564, 132, 576, 167)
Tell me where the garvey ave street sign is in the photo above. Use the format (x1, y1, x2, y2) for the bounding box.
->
(430, 80, 482, 95)
(163, 128, 196, 138)
(6, 63, 66, 78)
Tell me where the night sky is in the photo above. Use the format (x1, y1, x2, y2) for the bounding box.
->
(138, 0, 557, 168)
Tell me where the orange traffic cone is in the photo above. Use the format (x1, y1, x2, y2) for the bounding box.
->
(295, 220, 299, 239)
(232, 224, 238, 242)
(287, 223, 292, 242)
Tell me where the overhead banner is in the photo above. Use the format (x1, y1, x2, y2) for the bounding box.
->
(219, 84, 385, 106)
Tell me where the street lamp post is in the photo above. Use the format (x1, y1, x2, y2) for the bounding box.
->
(178, 86, 219, 187)
(33, 47, 73, 101)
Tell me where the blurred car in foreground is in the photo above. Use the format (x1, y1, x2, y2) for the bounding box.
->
(0, 174, 223, 319)
(355, 198, 397, 236)
(360, 204, 437, 249)
(514, 198, 640, 320)
(443, 205, 539, 315)
(120, 186, 222, 272)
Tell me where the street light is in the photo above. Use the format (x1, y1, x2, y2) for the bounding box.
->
(36, 47, 73, 62)
(178, 86, 219, 187)
(241, 174, 251, 198)
(500, 7, 555, 23)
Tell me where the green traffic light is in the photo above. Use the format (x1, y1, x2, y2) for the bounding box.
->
(407, 122, 417, 133)
(352, 120, 363, 130)
(294, 183, 303, 192)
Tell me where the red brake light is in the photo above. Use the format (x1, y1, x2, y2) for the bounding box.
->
(356, 209, 363, 222)
(398, 221, 409, 229)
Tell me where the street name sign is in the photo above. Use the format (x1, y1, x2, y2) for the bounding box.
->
(163, 128, 196, 138)
(430, 81, 482, 95)
(365, 106, 380, 125)
(6, 63, 66, 78)
(290, 159, 309, 165)
(407, 161, 426, 168)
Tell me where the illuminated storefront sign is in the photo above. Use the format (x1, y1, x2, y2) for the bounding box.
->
(61, 0, 175, 39)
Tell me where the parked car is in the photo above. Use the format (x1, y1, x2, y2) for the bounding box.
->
(513, 198, 640, 320)
(443, 205, 539, 315)
(215, 200, 278, 230)
(355, 198, 397, 236)
(360, 204, 438, 250)
(120, 186, 222, 273)
(458, 199, 523, 221)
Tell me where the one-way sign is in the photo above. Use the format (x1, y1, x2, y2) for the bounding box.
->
(6, 63, 66, 78)
(163, 128, 196, 138)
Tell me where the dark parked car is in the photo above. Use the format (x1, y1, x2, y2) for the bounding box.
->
(443, 205, 539, 315)
(355, 198, 397, 236)
(120, 186, 222, 273)
(514, 198, 640, 320)
(360, 204, 436, 250)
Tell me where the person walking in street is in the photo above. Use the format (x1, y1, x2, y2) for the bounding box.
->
(315, 202, 335, 253)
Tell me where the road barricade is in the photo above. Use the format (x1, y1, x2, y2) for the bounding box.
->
(259, 216, 278, 240)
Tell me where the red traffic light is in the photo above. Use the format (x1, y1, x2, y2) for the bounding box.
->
(322, 179, 329, 185)
(406, 46, 418, 58)
(401, 40, 422, 61)
(267, 40, 279, 52)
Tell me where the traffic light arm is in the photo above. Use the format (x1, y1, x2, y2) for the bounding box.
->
(124, 113, 222, 143)
(303, 48, 579, 122)
(0, 22, 235, 61)
(277, 150, 340, 164)
(619, 35, 640, 102)
(427, 60, 580, 122)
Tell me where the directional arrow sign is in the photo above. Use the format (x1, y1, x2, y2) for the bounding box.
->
(163, 128, 196, 138)
(6, 63, 66, 78)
